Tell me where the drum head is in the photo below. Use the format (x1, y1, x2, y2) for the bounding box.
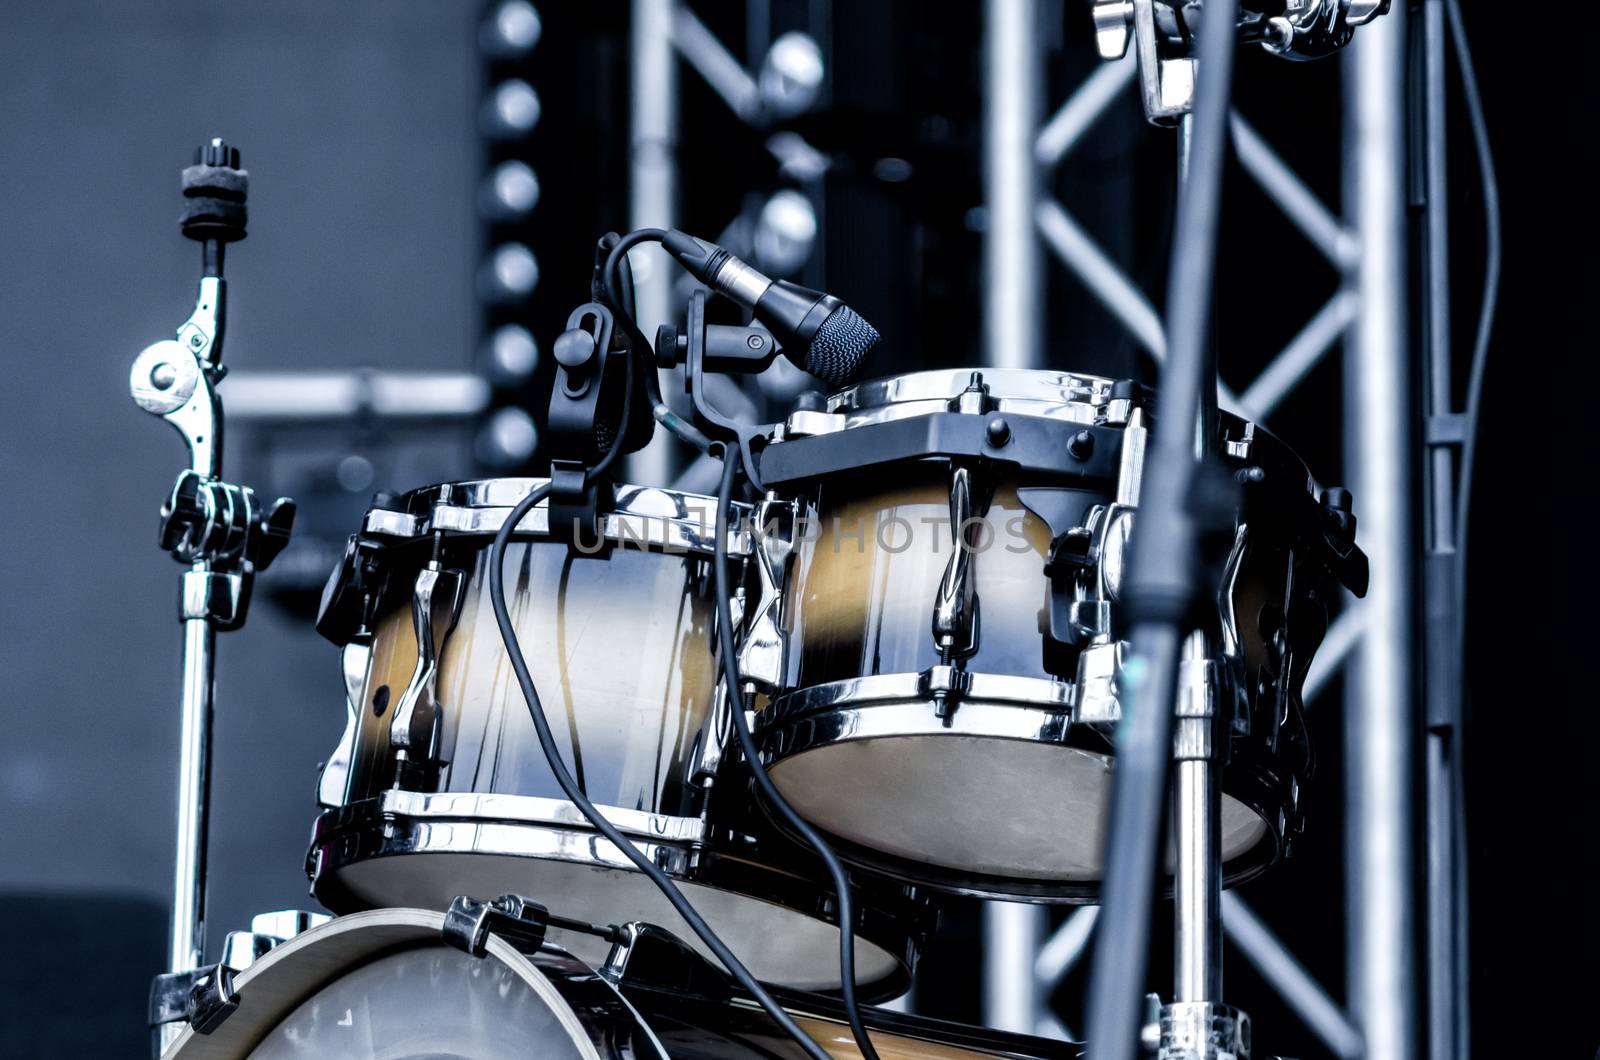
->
(325, 852, 905, 993)
(769, 735, 1270, 887)
(163, 909, 605, 1060)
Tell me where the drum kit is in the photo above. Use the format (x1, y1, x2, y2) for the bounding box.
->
(131, 135, 1366, 1060)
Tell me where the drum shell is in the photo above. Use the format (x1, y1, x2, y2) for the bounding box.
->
(780, 466, 1085, 692)
(342, 536, 718, 817)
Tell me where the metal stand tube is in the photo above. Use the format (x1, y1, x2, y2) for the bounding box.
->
(1173, 632, 1222, 1005)
(626, 0, 680, 486)
(168, 612, 216, 974)
(984, 902, 1047, 1035)
(1342, 11, 1417, 1060)
(983, 0, 1042, 370)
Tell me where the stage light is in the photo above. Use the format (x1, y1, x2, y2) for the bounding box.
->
(758, 32, 825, 119)
(479, 1, 541, 59)
(475, 406, 539, 468)
(481, 79, 541, 140)
(479, 242, 539, 303)
(479, 159, 540, 221)
(483, 323, 539, 384)
(752, 189, 818, 277)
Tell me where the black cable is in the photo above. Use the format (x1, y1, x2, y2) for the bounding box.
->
(600, 224, 876, 1053)
(1083, 1, 1238, 1058)
(1443, 0, 1499, 631)
(600, 227, 714, 454)
(486, 307, 831, 1060)
(710, 443, 881, 1060)
(1442, 4, 1497, 1054)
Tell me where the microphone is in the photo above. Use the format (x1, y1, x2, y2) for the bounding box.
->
(660, 229, 878, 387)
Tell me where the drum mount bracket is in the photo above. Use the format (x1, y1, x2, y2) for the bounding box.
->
(148, 962, 241, 1038)
(442, 893, 624, 958)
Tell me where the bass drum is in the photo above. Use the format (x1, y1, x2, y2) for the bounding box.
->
(160, 908, 663, 1059)
(163, 910, 1076, 1060)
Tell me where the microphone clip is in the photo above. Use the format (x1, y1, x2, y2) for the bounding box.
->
(666, 290, 777, 491)
(545, 301, 631, 545)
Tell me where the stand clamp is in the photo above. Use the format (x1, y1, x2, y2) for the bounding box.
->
(1159, 1000, 1252, 1060)
(1092, 0, 1391, 123)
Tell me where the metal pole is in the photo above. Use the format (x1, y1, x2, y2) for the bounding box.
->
(627, 0, 679, 486)
(1343, 11, 1416, 1060)
(167, 611, 215, 977)
(1173, 629, 1222, 1005)
(1420, 3, 1468, 1056)
(984, 902, 1047, 1034)
(983, 0, 1043, 370)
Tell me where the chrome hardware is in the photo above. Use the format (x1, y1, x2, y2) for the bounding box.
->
(130, 276, 224, 478)
(932, 465, 989, 667)
(148, 961, 239, 1036)
(443, 893, 551, 958)
(1073, 640, 1123, 728)
(1158, 1000, 1252, 1060)
(1092, 0, 1391, 124)
(1094, 0, 1134, 58)
(687, 680, 735, 788)
(359, 479, 747, 558)
(219, 910, 331, 972)
(738, 497, 798, 693)
(317, 643, 369, 808)
(389, 561, 466, 773)
(442, 893, 623, 959)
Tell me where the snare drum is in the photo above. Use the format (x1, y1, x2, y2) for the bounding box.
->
(310, 480, 932, 997)
(748, 369, 1353, 901)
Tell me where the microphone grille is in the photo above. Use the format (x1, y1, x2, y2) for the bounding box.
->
(806, 306, 878, 387)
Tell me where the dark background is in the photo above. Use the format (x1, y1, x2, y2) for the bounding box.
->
(0, 1, 1586, 1056)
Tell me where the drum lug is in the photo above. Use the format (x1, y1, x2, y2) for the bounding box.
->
(918, 664, 972, 721)
(317, 641, 369, 808)
(737, 496, 800, 694)
(147, 962, 240, 1037)
(389, 548, 466, 782)
(932, 464, 993, 662)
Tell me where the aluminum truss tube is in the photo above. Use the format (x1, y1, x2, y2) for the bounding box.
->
(1036, 199, 1166, 358)
(1221, 892, 1364, 1060)
(1238, 291, 1358, 420)
(628, 0, 679, 487)
(1342, 12, 1417, 1060)
(1231, 113, 1357, 267)
(983, 0, 1043, 370)
(984, 903, 1047, 1034)
(1036, 53, 1137, 167)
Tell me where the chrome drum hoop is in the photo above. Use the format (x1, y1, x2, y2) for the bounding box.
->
(754, 675, 1294, 904)
(306, 796, 931, 1002)
(360, 477, 750, 556)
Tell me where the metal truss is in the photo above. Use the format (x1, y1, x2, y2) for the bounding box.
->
(982, 5, 1415, 1059)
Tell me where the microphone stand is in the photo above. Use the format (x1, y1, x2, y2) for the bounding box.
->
(1083, 2, 1240, 1058)
(132, 140, 293, 1056)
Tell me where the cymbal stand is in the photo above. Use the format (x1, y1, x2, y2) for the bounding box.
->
(130, 139, 294, 1056)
